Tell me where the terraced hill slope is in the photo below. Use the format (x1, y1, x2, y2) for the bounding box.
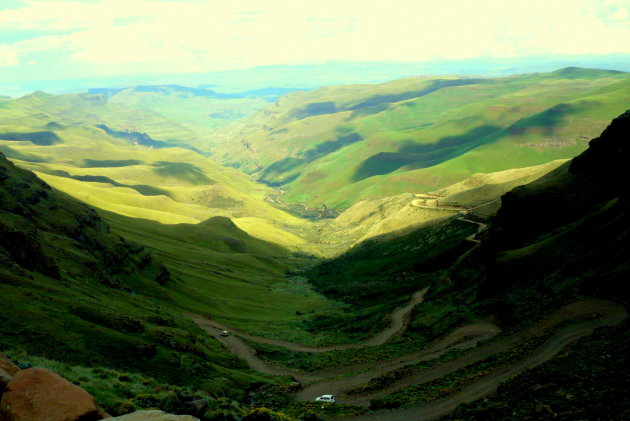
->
(213, 67, 630, 208)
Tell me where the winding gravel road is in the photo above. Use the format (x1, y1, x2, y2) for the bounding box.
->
(193, 287, 429, 354)
(193, 298, 626, 420)
(190, 205, 627, 420)
(340, 299, 627, 420)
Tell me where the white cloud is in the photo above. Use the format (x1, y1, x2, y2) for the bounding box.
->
(0, 0, 629, 75)
(0, 46, 19, 67)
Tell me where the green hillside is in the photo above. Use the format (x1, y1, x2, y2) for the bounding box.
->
(253, 110, 630, 418)
(0, 91, 314, 250)
(213, 68, 630, 208)
(0, 150, 267, 413)
(2, 72, 629, 420)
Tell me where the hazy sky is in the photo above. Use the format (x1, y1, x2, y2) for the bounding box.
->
(1, 0, 629, 81)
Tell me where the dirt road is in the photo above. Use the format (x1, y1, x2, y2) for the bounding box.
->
(193, 298, 626, 420)
(190, 206, 627, 420)
(455, 217, 487, 243)
(192, 287, 429, 354)
(339, 299, 627, 420)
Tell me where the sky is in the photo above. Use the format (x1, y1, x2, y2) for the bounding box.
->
(0, 0, 629, 90)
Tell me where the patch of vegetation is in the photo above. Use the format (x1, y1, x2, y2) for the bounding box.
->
(283, 402, 368, 420)
(0, 352, 254, 419)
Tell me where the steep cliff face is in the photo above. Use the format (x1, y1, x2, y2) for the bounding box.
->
(451, 110, 630, 318)
(0, 151, 169, 288)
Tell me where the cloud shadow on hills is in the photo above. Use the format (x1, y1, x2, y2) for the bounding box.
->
(47, 170, 172, 197)
(82, 159, 144, 168)
(0, 144, 49, 163)
(260, 131, 364, 186)
(301, 132, 363, 160)
(152, 161, 215, 185)
(47, 170, 171, 197)
(351, 125, 503, 182)
(348, 79, 484, 117)
(0, 131, 61, 146)
(290, 101, 338, 120)
(507, 101, 600, 137)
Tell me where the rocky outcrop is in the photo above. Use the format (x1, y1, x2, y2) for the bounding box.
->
(0, 367, 104, 421)
(108, 410, 199, 421)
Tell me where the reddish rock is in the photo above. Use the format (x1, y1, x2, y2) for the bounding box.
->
(0, 356, 19, 377)
(0, 367, 104, 421)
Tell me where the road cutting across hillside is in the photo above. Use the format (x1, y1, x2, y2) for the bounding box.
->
(339, 299, 628, 420)
(193, 287, 429, 354)
(190, 202, 627, 419)
(193, 296, 626, 419)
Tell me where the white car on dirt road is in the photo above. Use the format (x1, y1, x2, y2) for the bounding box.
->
(315, 395, 335, 404)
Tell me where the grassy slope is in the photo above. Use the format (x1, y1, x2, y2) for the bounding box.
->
(301, 218, 478, 339)
(0, 151, 272, 411)
(0, 92, 314, 250)
(214, 68, 630, 208)
(443, 322, 629, 420)
(100, 210, 340, 342)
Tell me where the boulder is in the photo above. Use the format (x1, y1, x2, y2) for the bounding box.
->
(0, 367, 104, 421)
(108, 410, 199, 420)
(288, 381, 303, 392)
(0, 356, 19, 377)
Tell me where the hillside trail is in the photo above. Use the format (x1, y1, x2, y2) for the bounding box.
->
(339, 299, 628, 420)
(455, 216, 487, 243)
(409, 196, 491, 243)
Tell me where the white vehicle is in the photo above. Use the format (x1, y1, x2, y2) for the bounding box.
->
(220, 330, 229, 337)
(315, 395, 335, 404)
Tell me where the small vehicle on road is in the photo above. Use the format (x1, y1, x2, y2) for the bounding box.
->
(315, 395, 335, 404)
(220, 330, 229, 337)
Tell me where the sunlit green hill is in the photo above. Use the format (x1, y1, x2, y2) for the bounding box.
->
(213, 67, 630, 208)
(0, 147, 339, 415)
(0, 92, 313, 250)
